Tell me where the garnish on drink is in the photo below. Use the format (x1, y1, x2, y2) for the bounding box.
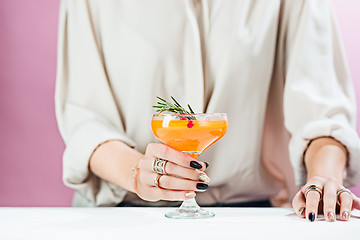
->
(151, 96, 228, 219)
(152, 96, 196, 119)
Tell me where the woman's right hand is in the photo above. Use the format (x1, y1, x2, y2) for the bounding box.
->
(135, 143, 210, 202)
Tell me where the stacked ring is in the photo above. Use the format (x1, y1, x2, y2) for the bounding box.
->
(304, 184, 323, 201)
(152, 158, 168, 175)
(336, 188, 352, 205)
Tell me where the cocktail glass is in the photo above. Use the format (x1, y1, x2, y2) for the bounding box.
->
(151, 113, 228, 219)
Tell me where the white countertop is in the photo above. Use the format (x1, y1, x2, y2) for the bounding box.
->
(0, 207, 359, 240)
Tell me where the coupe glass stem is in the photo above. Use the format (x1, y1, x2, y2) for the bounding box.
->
(164, 152, 215, 219)
(178, 152, 201, 213)
(177, 198, 201, 211)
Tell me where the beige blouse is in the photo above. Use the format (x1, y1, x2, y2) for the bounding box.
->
(56, 0, 360, 207)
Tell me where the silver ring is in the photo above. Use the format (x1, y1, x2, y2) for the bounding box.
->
(304, 184, 323, 201)
(337, 188, 352, 205)
(152, 158, 167, 175)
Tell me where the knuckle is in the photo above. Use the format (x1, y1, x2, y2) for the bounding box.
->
(309, 176, 324, 183)
(146, 143, 155, 152)
(159, 145, 169, 158)
(326, 177, 340, 186)
(147, 143, 163, 153)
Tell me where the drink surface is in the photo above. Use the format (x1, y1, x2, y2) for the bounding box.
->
(151, 119, 228, 154)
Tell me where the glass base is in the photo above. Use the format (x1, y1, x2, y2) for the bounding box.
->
(165, 198, 215, 219)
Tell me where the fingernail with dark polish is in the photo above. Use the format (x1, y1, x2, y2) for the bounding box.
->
(309, 212, 315, 222)
(205, 162, 209, 169)
(196, 183, 209, 190)
(190, 161, 202, 169)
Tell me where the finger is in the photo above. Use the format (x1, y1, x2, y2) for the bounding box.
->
(302, 183, 324, 222)
(139, 155, 210, 182)
(165, 161, 210, 182)
(339, 190, 353, 221)
(305, 191, 321, 222)
(155, 188, 197, 201)
(146, 143, 206, 170)
(292, 190, 306, 218)
(322, 182, 338, 222)
(352, 196, 360, 210)
(144, 173, 209, 191)
(136, 172, 197, 202)
(141, 187, 196, 201)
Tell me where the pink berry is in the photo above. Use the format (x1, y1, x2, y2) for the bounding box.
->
(180, 117, 187, 120)
(187, 121, 194, 128)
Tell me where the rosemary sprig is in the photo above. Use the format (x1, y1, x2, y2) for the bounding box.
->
(152, 96, 196, 119)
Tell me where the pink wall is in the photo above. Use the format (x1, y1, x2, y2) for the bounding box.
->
(0, 0, 73, 206)
(0, 0, 359, 207)
(332, 0, 360, 195)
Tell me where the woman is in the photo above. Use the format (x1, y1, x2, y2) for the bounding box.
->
(56, 0, 360, 222)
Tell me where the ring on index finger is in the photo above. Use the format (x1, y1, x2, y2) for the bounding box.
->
(152, 158, 168, 175)
(304, 184, 323, 201)
(336, 188, 352, 205)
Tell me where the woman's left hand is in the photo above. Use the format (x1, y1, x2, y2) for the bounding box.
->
(292, 176, 360, 222)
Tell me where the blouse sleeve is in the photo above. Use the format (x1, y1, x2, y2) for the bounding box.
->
(55, 0, 136, 206)
(283, 0, 360, 187)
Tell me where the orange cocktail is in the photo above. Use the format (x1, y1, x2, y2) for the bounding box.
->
(151, 118, 228, 158)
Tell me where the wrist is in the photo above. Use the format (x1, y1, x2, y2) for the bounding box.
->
(304, 137, 347, 185)
(89, 139, 144, 192)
